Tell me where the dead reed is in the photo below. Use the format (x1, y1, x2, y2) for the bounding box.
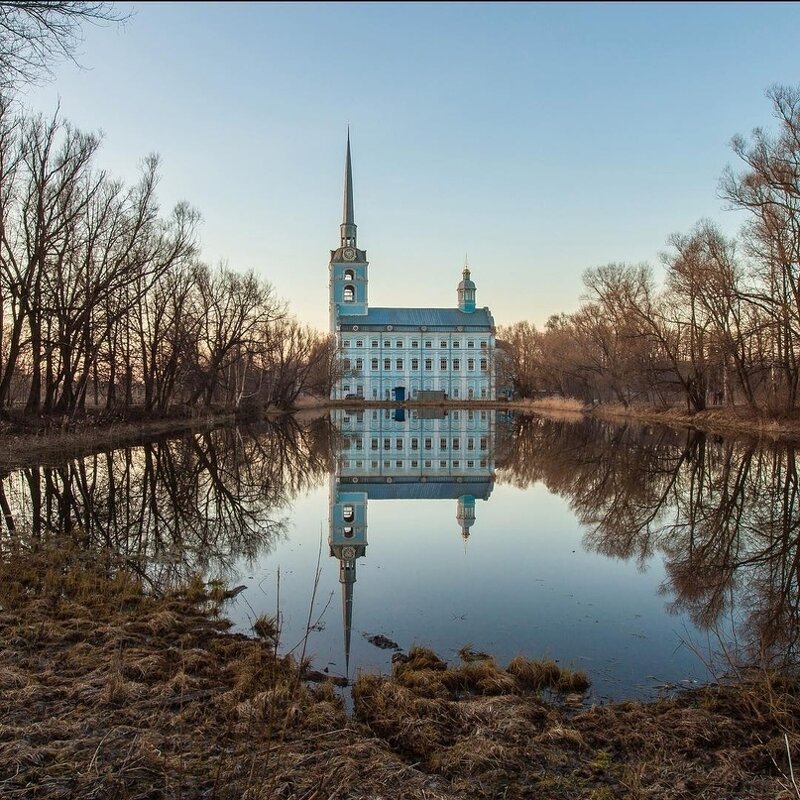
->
(1, 541, 797, 799)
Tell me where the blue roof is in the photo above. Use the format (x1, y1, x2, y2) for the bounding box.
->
(339, 307, 494, 330)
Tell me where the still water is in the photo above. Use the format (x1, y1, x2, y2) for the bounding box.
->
(1, 410, 797, 702)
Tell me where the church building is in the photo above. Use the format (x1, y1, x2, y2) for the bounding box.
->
(329, 133, 497, 401)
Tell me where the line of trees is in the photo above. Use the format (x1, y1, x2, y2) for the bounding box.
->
(500, 85, 800, 414)
(0, 99, 334, 417)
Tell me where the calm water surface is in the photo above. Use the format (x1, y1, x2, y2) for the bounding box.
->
(2, 410, 797, 702)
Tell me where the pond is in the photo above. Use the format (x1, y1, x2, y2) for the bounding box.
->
(1, 409, 797, 702)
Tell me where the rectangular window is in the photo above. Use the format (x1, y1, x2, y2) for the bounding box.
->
(411, 438, 419, 450)
(480, 358, 488, 371)
(439, 460, 447, 468)
(411, 459, 418, 468)
(371, 358, 378, 370)
(396, 358, 403, 370)
(480, 437, 488, 450)
(452, 438, 460, 450)
(424, 340, 432, 348)
(396, 340, 402, 348)
(396, 438, 403, 450)
(440, 358, 447, 370)
(453, 340, 460, 348)
(371, 438, 378, 451)
(355, 340, 363, 348)
(440, 340, 447, 348)
(372, 460, 379, 468)
(453, 358, 460, 370)
(468, 358, 475, 371)
(355, 358, 363, 370)
(371, 339, 378, 348)
(411, 340, 419, 348)
(480, 459, 487, 468)
(425, 358, 433, 371)
(411, 358, 419, 370)
(343, 358, 351, 370)
(343, 339, 351, 347)
(355, 437, 363, 450)
(467, 340, 475, 348)
(453, 387, 460, 398)
(440, 438, 447, 450)
(424, 438, 433, 450)
(384, 358, 390, 370)
(383, 438, 390, 450)
(396, 460, 402, 468)
(467, 460, 474, 468)
(425, 460, 432, 468)
(383, 460, 390, 468)
(467, 437, 475, 450)
(453, 410, 459, 420)
(453, 460, 460, 468)
(480, 340, 488, 349)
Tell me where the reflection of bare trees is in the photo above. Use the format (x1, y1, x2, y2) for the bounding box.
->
(0, 418, 333, 587)
(498, 416, 800, 667)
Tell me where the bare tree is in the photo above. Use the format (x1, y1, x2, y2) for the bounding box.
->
(0, 2, 128, 90)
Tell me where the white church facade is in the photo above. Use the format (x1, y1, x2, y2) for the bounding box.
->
(329, 134, 497, 401)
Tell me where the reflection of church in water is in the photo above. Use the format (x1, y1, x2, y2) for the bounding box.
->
(328, 407, 495, 671)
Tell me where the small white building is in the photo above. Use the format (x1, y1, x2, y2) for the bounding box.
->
(329, 134, 496, 401)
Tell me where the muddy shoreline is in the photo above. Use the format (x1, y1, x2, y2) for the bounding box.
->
(0, 543, 796, 799)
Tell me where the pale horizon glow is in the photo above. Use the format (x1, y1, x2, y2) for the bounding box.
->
(18, 2, 800, 331)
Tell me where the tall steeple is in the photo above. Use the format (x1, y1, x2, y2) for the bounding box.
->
(340, 560, 355, 676)
(340, 129, 357, 248)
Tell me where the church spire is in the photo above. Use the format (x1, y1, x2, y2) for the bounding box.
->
(340, 129, 357, 248)
(339, 559, 356, 676)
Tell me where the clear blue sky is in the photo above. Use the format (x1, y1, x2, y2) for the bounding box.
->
(19, 2, 800, 330)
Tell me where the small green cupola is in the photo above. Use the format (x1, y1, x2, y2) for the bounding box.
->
(456, 494, 476, 540)
(457, 265, 477, 313)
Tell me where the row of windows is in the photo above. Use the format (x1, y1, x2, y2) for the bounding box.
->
(340, 459, 489, 469)
(340, 385, 490, 399)
(347, 437, 489, 451)
(341, 409, 489, 424)
(344, 358, 488, 372)
(342, 339, 489, 350)
(342, 437, 489, 451)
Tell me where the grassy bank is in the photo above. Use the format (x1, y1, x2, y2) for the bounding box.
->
(1, 543, 797, 799)
(590, 403, 800, 443)
(0, 406, 288, 469)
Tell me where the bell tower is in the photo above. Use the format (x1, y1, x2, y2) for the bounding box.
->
(329, 130, 369, 332)
(457, 263, 477, 313)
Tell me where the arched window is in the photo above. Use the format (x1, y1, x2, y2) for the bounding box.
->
(343, 527, 355, 538)
(343, 505, 355, 522)
(343, 285, 355, 303)
(343, 269, 354, 281)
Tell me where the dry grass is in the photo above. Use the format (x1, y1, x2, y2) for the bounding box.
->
(2, 542, 797, 799)
(593, 403, 800, 443)
(512, 395, 587, 415)
(0, 542, 458, 799)
(353, 645, 800, 799)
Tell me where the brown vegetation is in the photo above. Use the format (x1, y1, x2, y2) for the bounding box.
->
(1, 541, 797, 799)
(500, 85, 800, 422)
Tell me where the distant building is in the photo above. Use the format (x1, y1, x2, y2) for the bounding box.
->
(328, 407, 496, 672)
(328, 133, 497, 400)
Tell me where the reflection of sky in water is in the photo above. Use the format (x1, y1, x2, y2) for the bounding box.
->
(231, 471, 719, 702)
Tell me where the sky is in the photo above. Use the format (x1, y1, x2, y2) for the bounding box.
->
(18, 2, 800, 331)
